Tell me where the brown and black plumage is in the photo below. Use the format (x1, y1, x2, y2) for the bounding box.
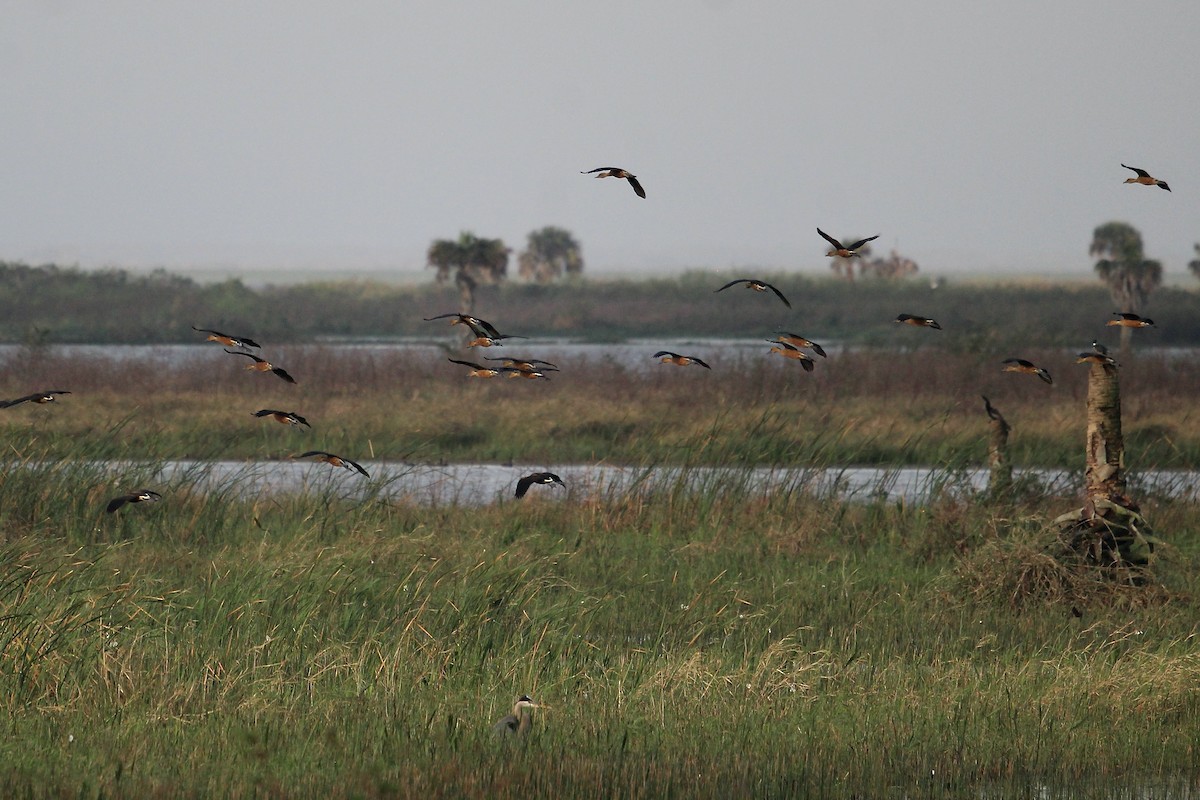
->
(224, 349, 296, 383)
(252, 409, 310, 428)
(485, 357, 560, 372)
(493, 695, 541, 736)
(448, 358, 504, 378)
(1076, 351, 1118, 367)
(653, 351, 711, 369)
(1107, 312, 1154, 328)
(106, 489, 162, 514)
(0, 390, 71, 408)
(515, 472, 564, 499)
(424, 312, 502, 339)
(295, 450, 370, 477)
(774, 332, 826, 358)
(714, 279, 791, 308)
(1121, 164, 1170, 191)
(582, 167, 645, 198)
(818, 228, 879, 258)
(193, 326, 261, 349)
(766, 340, 815, 371)
(1001, 358, 1052, 385)
(894, 313, 941, 330)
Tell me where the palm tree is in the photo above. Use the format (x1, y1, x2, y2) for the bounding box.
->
(518, 226, 583, 283)
(1089, 222, 1162, 352)
(426, 231, 510, 314)
(1188, 243, 1200, 283)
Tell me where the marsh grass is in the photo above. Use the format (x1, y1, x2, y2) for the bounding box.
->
(1, 451, 1198, 797)
(3, 345, 1200, 469)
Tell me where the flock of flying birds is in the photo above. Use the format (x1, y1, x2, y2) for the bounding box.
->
(0, 162, 1170, 732)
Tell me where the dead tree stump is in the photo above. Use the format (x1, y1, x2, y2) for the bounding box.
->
(981, 395, 1011, 495)
(1054, 356, 1155, 568)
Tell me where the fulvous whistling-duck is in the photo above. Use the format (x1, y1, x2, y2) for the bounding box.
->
(653, 351, 711, 369)
(1107, 312, 1154, 328)
(493, 695, 542, 736)
(515, 471, 564, 499)
(766, 340, 815, 372)
(503, 366, 550, 380)
(1121, 164, 1170, 192)
(1076, 351, 1118, 367)
(485, 357, 559, 372)
(106, 489, 162, 514)
(0, 390, 71, 408)
(448, 358, 505, 378)
(581, 167, 645, 198)
(714, 279, 791, 308)
(192, 326, 261, 349)
(818, 228, 879, 258)
(894, 313, 941, 330)
(224, 349, 296, 383)
(424, 313, 502, 339)
(294, 450, 370, 477)
(773, 332, 826, 357)
(252, 409, 310, 428)
(1001, 358, 1053, 384)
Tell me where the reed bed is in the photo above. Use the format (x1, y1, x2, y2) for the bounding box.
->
(1, 451, 1198, 797)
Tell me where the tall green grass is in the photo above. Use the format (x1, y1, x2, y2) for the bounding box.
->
(0, 449, 1197, 797)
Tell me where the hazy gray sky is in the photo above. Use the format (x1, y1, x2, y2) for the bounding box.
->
(1, 1, 1196, 279)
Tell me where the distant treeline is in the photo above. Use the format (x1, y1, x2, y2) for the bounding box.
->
(3, 260, 1200, 346)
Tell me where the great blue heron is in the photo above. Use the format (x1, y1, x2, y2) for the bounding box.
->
(894, 313, 942, 330)
(581, 167, 645, 198)
(1120, 164, 1170, 191)
(192, 326, 261, 349)
(1001, 358, 1053, 385)
(223, 349, 296, 383)
(493, 695, 541, 736)
(252, 409, 311, 428)
(106, 490, 162, 514)
(653, 351, 711, 369)
(713, 278, 791, 308)
(817, 228, 879, 258)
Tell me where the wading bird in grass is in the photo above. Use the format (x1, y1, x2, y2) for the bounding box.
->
(485, 357, 559, 372)
(1001, 358, 1053, 384)
(223, 349, 296, 383)
(515, 472, 564, 499)
(294, 450, 370, 477)
(192, 326, 261, 349)
(106, 489, 162, 514)
(1077, 351, 1118, 367)
(714, 278, 791, 308)
(773, 332, 826, 358)
(653, 351, 711, 369)
(981, 395, 1007, 425)
(766, 340, 815, 371)
(1121, 164, 1170, 191)
(493, 695, 542, 736)
(0, 390, 71, 408)
(581, 167, 645, 198)
(1107, 312, 1155, 328)
(894, 313, 942, 330)
(448, 358, 505, 378)
(252, 409, 310, 428)
(818, 228, 879, 258)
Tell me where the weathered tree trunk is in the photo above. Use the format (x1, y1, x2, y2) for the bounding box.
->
(987, 414, 1011, 495)
(1055, 359, 1154, 568)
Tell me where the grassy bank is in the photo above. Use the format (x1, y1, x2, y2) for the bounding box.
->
(2, 345, 1198, 469)
(1, 452, 1198, 797)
